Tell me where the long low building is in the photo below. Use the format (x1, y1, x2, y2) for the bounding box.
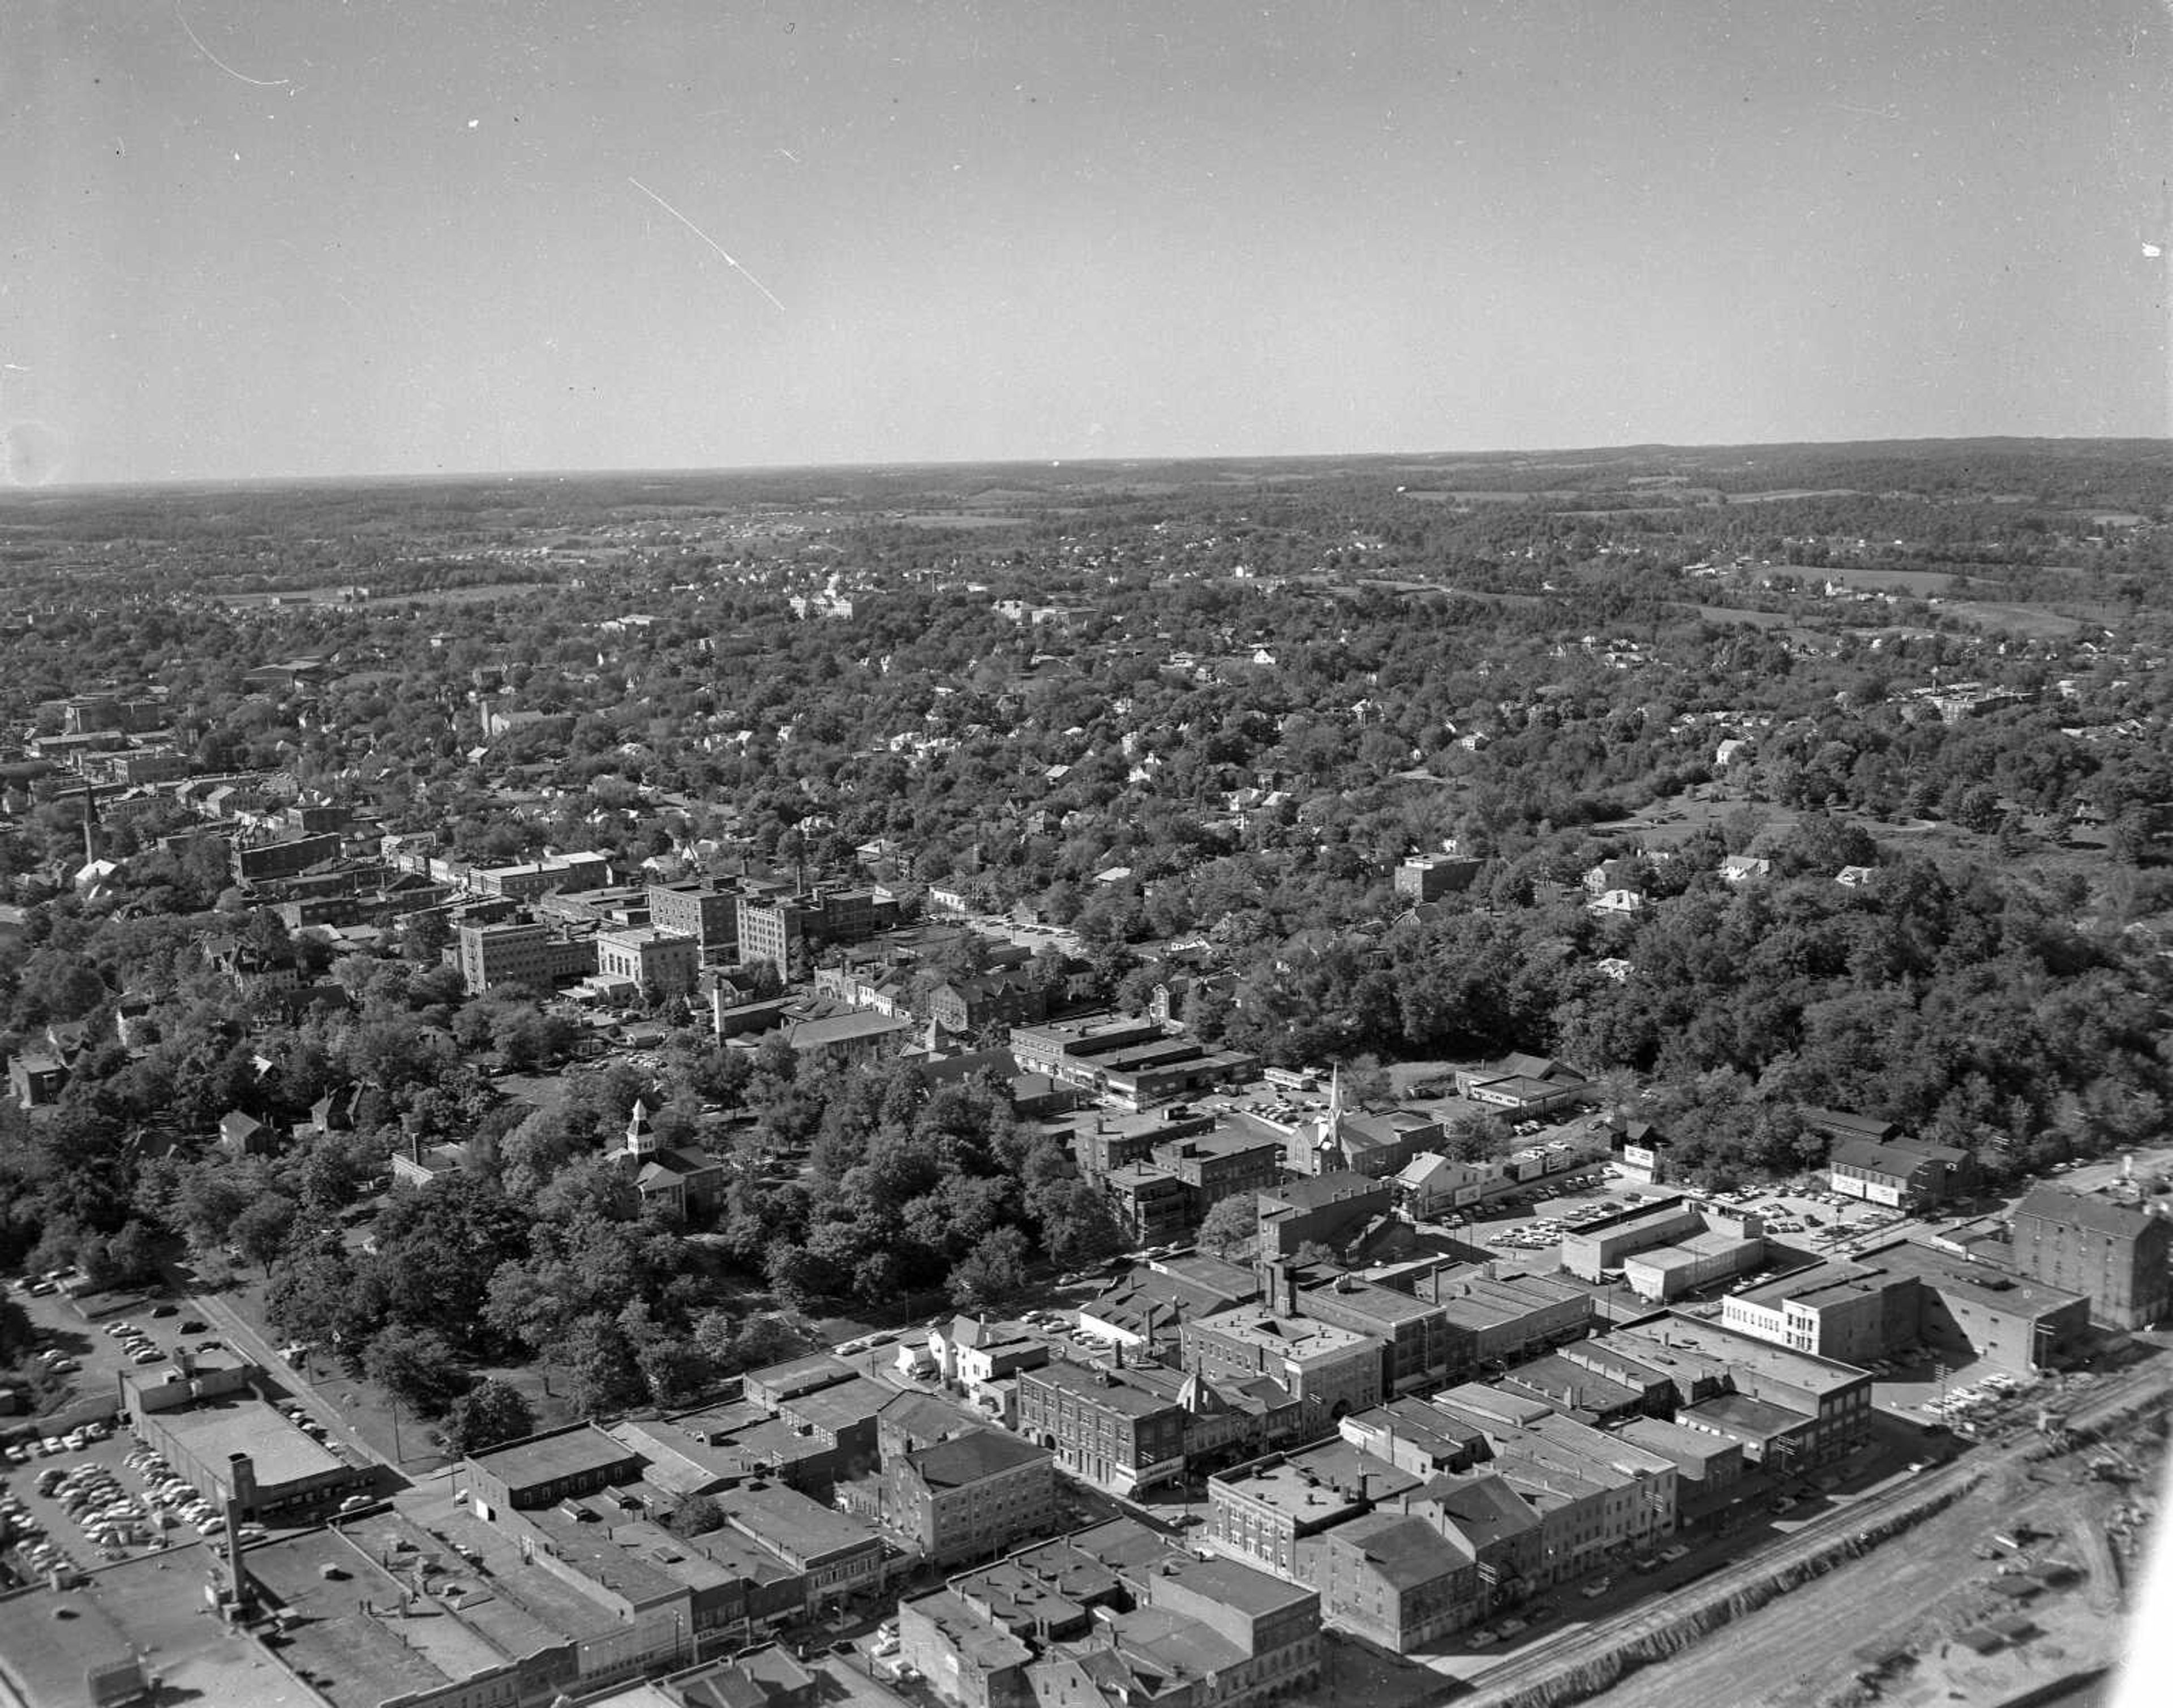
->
(122, 1354, 371, 1521)
(1562, 1195, 1765, 1299)
(1722, 1241, 2092, 1374)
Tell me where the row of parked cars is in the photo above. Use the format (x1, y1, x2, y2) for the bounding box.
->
(116, 1444, 265, 1542)
(102, 1313, 211, 1368)
(0, 1482, 78, 1582)
(3, 1419, 109, 1464)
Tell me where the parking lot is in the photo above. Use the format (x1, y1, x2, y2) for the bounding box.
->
(6, 1278, 229, 1427)
(0, 1419, 227, 1583)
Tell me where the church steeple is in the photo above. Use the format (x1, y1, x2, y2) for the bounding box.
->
(1312, 1066, 1346, 1171)
(624, 1097, 658, 1158)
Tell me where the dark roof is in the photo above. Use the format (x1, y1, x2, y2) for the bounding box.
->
(1831, 1138, 1968, 1174)
(1329, 1510, 1473, 1587)
(909, 1427, 1050, 1489)
(468, 1423, 639, 1491)
(1426, 1470, 1541, 1547)
(2013, 1186, 2173, 1243)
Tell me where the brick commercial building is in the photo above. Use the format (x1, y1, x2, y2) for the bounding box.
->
(1008, 1013, 1261, 1111)
(899, 1518, 1322, 1708)
(1297, 1274, 1459, 1398)
(463, 1424, 646, 1517)
(879, 1427, 1059, 1567)
(2006, 1187, 2173, 1330)
(1254, 1171, 1394, 1264)
(1428, 1394, 1680, 1586)
(467, 851, 612, 899)
(1204, 1441, 1420, 1578)
(1181, 1303, 1384, 1431)
(1317, 1509, 1480, 1653)
(735, 881, 895, 971)
(231, 830, 343, 884)
(1014, 1359, 1188, 1495)
(645, 880, 741, 956)
(1611, 1315, 1874, 1468)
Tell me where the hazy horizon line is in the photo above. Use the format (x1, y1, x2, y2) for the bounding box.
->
(6, 431, 2171, 501)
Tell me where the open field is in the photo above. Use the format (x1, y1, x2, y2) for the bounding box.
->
(1686, 602, 1797, 627)
(1816, 565, 1967, 595)
(1941, 598, 2085, 637)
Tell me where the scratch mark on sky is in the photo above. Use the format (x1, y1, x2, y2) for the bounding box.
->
(626, 176, 788, 314)
(175, 2, 291, 89)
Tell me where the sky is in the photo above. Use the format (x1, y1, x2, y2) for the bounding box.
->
(2, 0, 2170, 486)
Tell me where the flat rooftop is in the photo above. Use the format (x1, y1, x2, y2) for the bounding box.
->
(1156, 1549, 1318, 1618)
(153, 1394, 348, 1489)
(0, 1544, 285, 1708)
(905, 1587, 1035, 1671)
(1300, 1275, 1442, 1327)
(1863, 1239, 2091, 1318)
(1193, 1305, 1378, 1364)
(1734, 1258, 1892, 1312)
(245, 1527, 516, 1708)
(467, 1422, 636, 1492)
(1212, 1443, 1416, 1519)
(1023, 1358, 1184, 1416)
(359, 1501, 620, 1651)
(723, 1480, 880, 1564)
(1681, 1391, 1809, 1438)
(1616, 1313, 1869, 1397)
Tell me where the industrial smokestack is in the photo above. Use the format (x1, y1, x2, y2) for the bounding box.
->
(224, 1452, 256, 1616)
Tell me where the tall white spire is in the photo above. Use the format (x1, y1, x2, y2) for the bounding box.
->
(1314, 1067, 1346, 1170)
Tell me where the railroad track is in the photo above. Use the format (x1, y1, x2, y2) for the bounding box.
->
(1459, 1358, 2169, 1708)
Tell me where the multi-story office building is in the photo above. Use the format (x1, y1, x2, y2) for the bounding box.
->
(735, 881, 895, 971)
(456, 918, 599, 994)
(467, 851, 612, 899)
(645, 881, 740, 956)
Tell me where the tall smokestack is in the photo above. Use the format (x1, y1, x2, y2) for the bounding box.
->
(224, 1453, 256, 1616)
